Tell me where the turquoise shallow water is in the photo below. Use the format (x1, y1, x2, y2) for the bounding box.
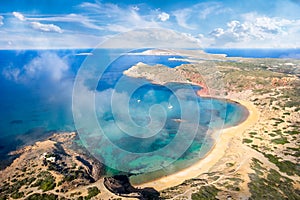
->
(0, 49, 248, 179)
(72, 48, 249, 181)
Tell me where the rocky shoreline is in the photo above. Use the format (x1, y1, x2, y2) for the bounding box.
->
(0, 132, 105, 200)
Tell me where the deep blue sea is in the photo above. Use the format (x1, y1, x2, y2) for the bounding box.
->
(204, 48, 300, 59)
(0, 49, 190, 162)
(0, 48, 268, 177)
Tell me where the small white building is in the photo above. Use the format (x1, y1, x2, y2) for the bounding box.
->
(41, 152, 56, 163)
(46, 156, 56, 163)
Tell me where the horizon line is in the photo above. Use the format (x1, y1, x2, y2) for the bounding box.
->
(1, 47, 300, 51)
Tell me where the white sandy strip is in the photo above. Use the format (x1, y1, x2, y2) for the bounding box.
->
(135, 99, 259, 191)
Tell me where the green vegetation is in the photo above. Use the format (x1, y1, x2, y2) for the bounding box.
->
(39, 178, 56, 191)
(213, 60, 287, 93)
(250, 158, 265, 176)
(248, 158, 300, 200)
(272, 118, 285, 126)
(32, 171, 56, 191)
(271, 137, 289, 145)
(268, 133, 276, 137)
(0, 194, 8, 200)
(263, 154, 300, 176)
(11, 192, 24, 199)
(285, 101, 300, 108)
(223, 177, 242, 192)
(280, 83, 300, 108)
(0, 177, 39, 199)
(284, 130, 299, 135)
(25, 193, 58, 200)
(272, 129, 282, 135)
(243, 138, 253, 143)
(224, 184, 240, 191)
(191, 185, 219, 200)
(62, 169, 91, 183)
(249, 132, 257, 136)
(287, 147, 299, 151)
(85, 186, 100, 200)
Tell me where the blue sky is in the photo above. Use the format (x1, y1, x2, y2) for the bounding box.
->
(0, 0, 300, 49)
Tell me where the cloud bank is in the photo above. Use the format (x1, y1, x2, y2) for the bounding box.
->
(208, 13, 300, 47)
(0, 0, 299, 48)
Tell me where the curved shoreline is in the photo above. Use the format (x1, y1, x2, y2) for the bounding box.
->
(134, 98, 259, 191)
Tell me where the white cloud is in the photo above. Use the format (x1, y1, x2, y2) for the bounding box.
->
(0, 16, 3, 26)
(24, 52, 68, 80)
(29, 14, 104, 31)
(106, 24, 132, 32)
(11, 11, 63, 34)
(209, 14, 298, 47)
(173, 8, 194, 29)
(2, 52, 69, 83)
(2, 52, 74, 104)
(3, 3, 170, 48)
(157, 12, 170, 22)
(198, 3, 228, 19)
(5, 2, 299, 49)
(13, 9, 104, 32)
(173, 2, 230, 29)
(125, 10, 160, 29)
(79, 2, 123, 16)
(104, 9, 161, 32)
(100, 28, 201, 49)
(79, 1, 161, 32)
(12, 12, 26, 21)
(30, 21, 63, 33)
(210, 28, 225, 37)
(0, 30, 105, 49)
(197, 34, 215, 47)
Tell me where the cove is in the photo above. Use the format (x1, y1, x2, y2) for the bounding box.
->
(73, 49, 249, 183)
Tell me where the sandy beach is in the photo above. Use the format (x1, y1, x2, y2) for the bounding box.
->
(135, 99, 259, 191)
